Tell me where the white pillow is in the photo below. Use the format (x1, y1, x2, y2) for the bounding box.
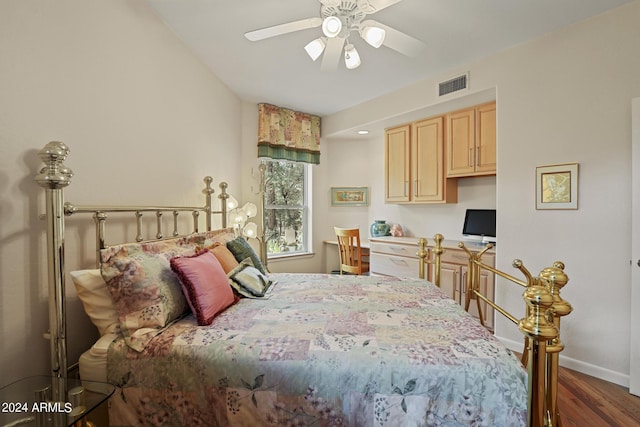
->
(70, 269, 120, 336)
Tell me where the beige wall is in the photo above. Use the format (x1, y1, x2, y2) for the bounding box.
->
(310, 1, 640, 385)
(2, 0, 638, 390)
(0, 0, 242, 385)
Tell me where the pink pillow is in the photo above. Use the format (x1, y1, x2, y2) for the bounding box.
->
(170, 251, 236, 325)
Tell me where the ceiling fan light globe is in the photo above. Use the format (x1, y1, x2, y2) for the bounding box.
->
(344, 44, 361, 69)
(304, 37, 326, 61)
(322, 16, 342, 38)
(361, 26, 386, 48)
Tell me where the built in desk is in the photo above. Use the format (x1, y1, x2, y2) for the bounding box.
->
(368, 236, 496, 330)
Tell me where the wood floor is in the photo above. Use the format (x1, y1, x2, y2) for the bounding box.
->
(557, 365, 640, 426)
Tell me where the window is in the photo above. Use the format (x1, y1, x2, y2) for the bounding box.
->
(262, 159, 311, 257)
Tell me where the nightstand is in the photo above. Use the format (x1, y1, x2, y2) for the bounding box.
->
(0, 376, 114, 427)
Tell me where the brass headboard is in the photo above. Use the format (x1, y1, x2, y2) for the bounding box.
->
(34, 141, 232, 401)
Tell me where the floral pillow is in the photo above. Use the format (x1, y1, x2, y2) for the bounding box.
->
(100, 228, 236, 351)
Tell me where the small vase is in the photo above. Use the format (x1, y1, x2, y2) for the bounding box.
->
(370, 220, 391, 237)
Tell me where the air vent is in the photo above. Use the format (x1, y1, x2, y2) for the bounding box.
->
(439, 74, 468, 96)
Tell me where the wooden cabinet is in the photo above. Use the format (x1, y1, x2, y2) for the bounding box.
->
(370, 237, 496, 330)
(385, 117, 457, 204)
(432, 247, 495, 330)
(446, 101, 496, 178)
(385, 124, 411, 203)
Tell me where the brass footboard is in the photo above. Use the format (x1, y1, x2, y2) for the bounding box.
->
(417, 236, 572, 427)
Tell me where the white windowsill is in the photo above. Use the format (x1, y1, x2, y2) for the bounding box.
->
(267, 252, 315, 262)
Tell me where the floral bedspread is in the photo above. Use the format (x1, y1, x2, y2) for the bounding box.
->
(107, 273, 527, 426)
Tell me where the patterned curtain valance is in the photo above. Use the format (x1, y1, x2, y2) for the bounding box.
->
(257, 103, 321, 165)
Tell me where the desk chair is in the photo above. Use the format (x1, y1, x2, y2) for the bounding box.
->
(334, 227, 370, 275)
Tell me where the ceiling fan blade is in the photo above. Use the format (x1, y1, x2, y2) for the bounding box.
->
(359, 0, 403, 13)
(321, 37, 345, 72)
(363, 19, 425, 57)
(244, 17, 322, 41)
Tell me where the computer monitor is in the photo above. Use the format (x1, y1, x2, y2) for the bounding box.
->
(462, 209, 496, 243)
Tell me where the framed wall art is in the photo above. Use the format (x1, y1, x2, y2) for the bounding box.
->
(331, 187, 369, 207)
(535, 163, 579, 210)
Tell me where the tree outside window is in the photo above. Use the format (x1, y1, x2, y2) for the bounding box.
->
(262, 159, 309, 257)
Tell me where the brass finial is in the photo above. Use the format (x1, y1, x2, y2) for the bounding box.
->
(518, 284, 558, 340)
(416, 238, 428, 259)
(202, 176, 215, 196)
(35, 141, 73, 189)
(513, 259, 535, 286)
(218, 182, 229, 200)
(540, 263, 572, 317)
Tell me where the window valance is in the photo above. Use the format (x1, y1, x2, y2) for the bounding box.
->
(257, 103, 321, 165)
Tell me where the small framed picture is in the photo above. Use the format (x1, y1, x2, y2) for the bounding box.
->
(331, 187, 369, 207)
(536, 163, 579, 210)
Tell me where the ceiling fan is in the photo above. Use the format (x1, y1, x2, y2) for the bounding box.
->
(244, 0, 426, 71)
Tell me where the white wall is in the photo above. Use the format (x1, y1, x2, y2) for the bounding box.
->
(314, 1, 640, 385)
(0, 0, 242, 385)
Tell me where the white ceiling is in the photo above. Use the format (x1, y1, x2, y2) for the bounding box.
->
(145, 0, 632, 117)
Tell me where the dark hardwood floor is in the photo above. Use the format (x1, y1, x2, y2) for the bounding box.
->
(557, 365, 640, 426)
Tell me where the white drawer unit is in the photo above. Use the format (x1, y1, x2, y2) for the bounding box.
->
(370, 236, 496, 330)
(369, 237, 424, 279)
(370, 252, 421, 279)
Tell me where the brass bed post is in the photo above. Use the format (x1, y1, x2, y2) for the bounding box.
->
(417, 238, 428, 279)
(540, 262, 572, 427)
(417, 234, 443, 286)
(518, 280, 558, 427)
(93, 211, 107, 268)
(431, 234, 443, 287)
(202, 177, 229, 230)
(35, 141, 73, 400)
(203, 176, 215, 231)
(218, 182, 229, 228)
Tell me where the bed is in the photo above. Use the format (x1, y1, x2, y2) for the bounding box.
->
(35, 141, 572, 426)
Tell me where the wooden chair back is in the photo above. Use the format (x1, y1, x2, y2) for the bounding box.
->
(334, 227, 370, 275)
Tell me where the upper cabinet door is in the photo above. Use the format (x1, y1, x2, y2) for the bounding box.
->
(475, 102, 497, 174)
(446, 108, 476, 177)
(385, 124, 411, 202)
(412, 116, 456, 203)
(412, 117, 443, 202)
(446, 101, 497, 178)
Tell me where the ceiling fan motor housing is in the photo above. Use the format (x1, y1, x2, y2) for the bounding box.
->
(321, 1, 368, 38)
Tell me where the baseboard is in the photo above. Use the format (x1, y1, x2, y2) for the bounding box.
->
(497, 336, 630, 388)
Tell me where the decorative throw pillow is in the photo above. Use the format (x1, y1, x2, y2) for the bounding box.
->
(228, 258, 276, 299)
(208, 243, 240, 274)
(70, 269, 120, 336)
(170, 251, 237, 325)
(100, 230, 237, 351)
(100, 239, 195, 351)
(226, 237, 266, 274)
